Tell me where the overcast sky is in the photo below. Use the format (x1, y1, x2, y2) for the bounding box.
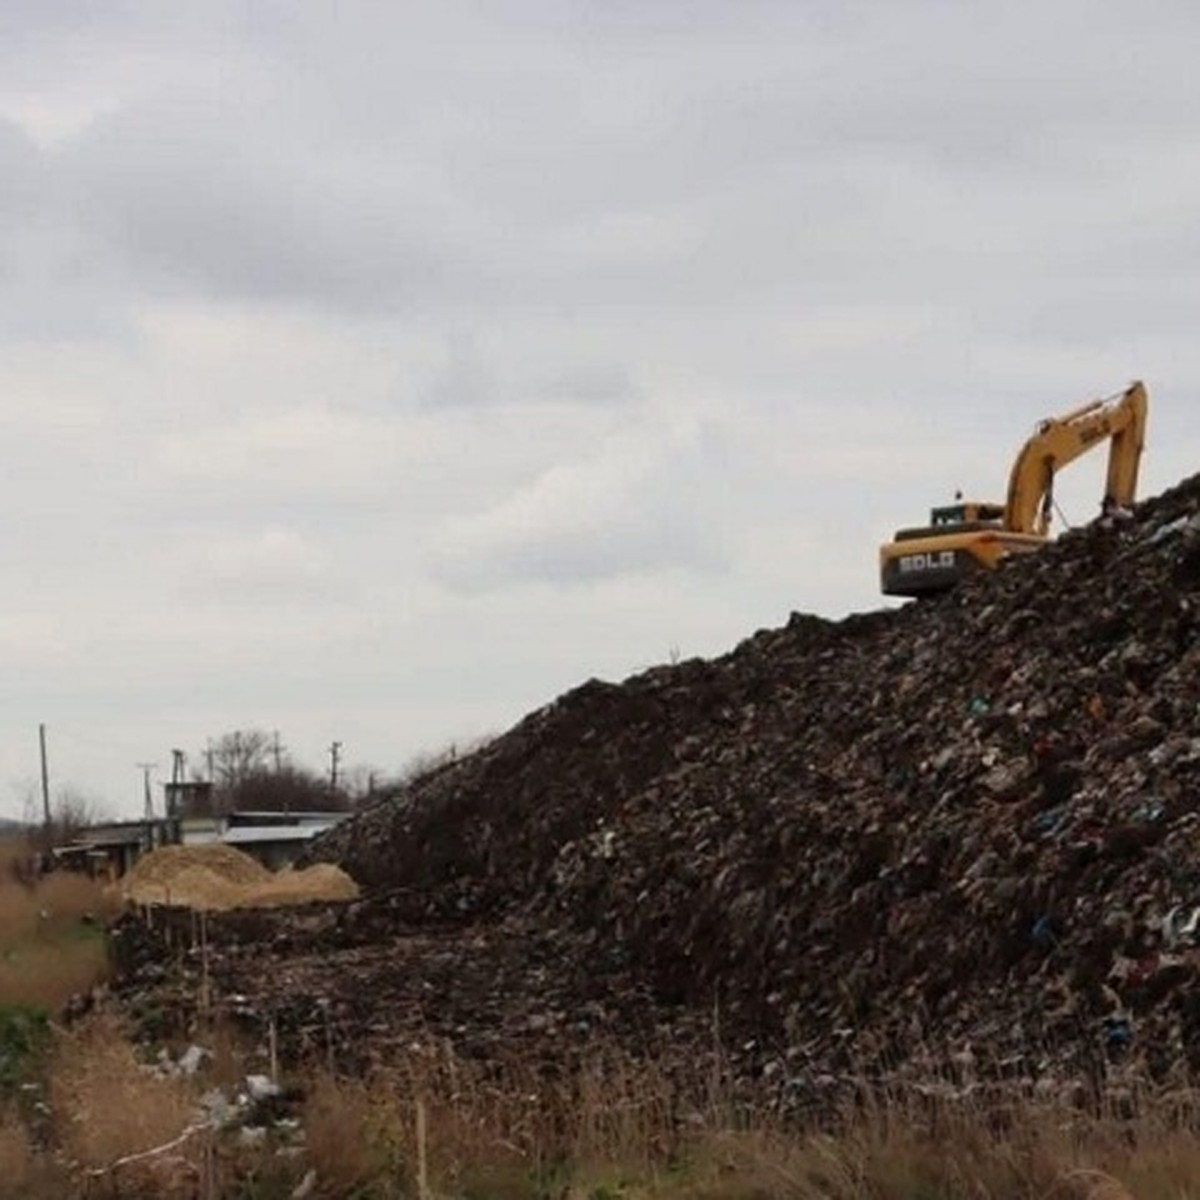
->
(2, 1, 1198, 818)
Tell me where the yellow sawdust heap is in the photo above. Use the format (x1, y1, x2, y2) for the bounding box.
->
(122, 843, 358, 910)
(125, 844, 270, 889)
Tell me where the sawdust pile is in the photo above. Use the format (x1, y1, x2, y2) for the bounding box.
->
(125, 845, 270, 889)
(123, 844, 357, 910)
(248, 863, 359, 907)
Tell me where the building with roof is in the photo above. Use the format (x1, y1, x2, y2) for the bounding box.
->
(53, 818, 176, 880)
(181, 809, 350, 870)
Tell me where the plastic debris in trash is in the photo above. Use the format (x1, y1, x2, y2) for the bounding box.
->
(1147, 515, 1194, 546)
(246, 1074, 282, 1102)
(177, 1044, 209, 1076)
(1032, 806, 1066, 836)
(1103, 1016, 1133, 1048)
(1162, 905, 1200, 948)
(199, 1088, 237, 1128)
(1131, 800, 1164, 824)
(291, 1169, 318, 1200)
(1031, 916, 1056, 948)
(1099, 502, 1136, 527)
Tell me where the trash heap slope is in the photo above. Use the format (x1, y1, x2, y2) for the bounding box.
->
(306, 476, 1200, 1081)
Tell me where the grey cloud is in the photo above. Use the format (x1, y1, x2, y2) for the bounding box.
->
(12, 0, 1194, 329)
(169, 527, 342, 605)
(60, 96, 479, 312)
(433, 512, 722, 592)
(531, 362, 635, 406)
(0, 119, 43, 220)
(425, 332, 493, 409)
(422, 331, 638, 410)
(0, 120, 133, 342)
(429, 422, 730, 591)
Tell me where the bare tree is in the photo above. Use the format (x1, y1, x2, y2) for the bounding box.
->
(226, 765, 354, 813)
(202, 730, 274, 791)
(193, 729, 359, 814)
(53, 787, 101, 841)
(20, 784, 107, 847)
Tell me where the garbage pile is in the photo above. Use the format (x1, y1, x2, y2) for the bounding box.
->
(294, 473, 1200, 1092)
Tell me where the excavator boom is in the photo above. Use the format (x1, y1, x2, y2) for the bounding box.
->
(1004, 381, 1148, 536)
(879, 381, 1149, 598)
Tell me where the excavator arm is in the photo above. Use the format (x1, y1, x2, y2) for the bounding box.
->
(1004, 381, 1148, 536)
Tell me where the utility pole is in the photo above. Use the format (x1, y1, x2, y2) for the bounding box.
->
(167, 750, 186, 821)
(136, 762, 157, 819)
(329, 741, 342, 792)
(206, 739, 215, 784)
(38, 723, 51, 843)
(272, 731, 283, 773)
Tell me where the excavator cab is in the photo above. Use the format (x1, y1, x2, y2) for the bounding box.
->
(929, 501, 1005, 528)
(879, 382, 1148, 599)
(880, 499, 1030, 597)
(892, 500, 1005, 542)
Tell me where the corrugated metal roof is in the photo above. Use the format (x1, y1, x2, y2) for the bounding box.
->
(228, 810, 349, 822)
(221, 825, 323, 845)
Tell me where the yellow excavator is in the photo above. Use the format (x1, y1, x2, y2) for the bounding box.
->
(879, 381, 1148, 598)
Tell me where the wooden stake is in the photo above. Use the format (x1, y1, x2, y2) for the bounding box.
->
(416, 1098, 429, 1200)
(199, 910, 210, 1013)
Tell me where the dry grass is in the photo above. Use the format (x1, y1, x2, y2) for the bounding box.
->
(0, 863, 116, 1012)
(0, 938, 110, 1012)
(0, 834, 33, 871)
(0, 1109, 70, 1196)
(49, 1014, 205, 1193)
(0, 867, 114, 944)
(0, 1109, 39, 1193)
(8, 1011, 1200, 1198)
(304, 1071, 407, 1195)
(294, 1051, 1200, 1200)
(661, 1094, 1200, 1200)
